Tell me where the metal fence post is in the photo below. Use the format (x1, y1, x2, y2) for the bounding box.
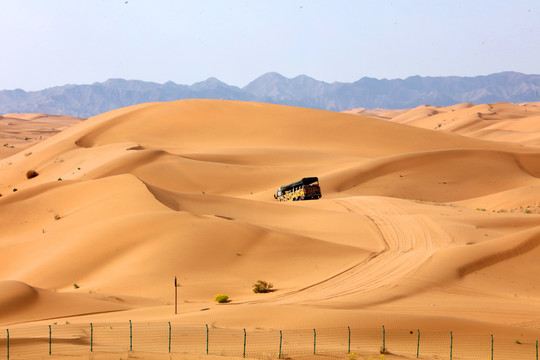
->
(243, 328, 246, 358)
(382, 325, 386, 353)
(129, 320, 132, 351)
(450, 331, 453, 360)
(416, 329, 420, 358)
(6, 329, 9, 360)
(348, 326, 351, 354)
(206, 324, 209, 355)
(168, 322, 171, 354)
(90, 323, 93, 352)
(49, 324, 52, 355)
(491, 334, 493, 360)
(279, 330, 282, 359)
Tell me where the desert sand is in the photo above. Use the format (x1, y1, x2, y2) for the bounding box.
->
(345, 102, 540, 147)
(2, 99, 540, 359)
(0, 113, 84, 159)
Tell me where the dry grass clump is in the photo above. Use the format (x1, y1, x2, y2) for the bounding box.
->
(253, 280, 274, 293)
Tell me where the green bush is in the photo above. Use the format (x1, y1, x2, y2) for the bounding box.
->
(214, 294, 229, 303)
(252, 280, 273, 293)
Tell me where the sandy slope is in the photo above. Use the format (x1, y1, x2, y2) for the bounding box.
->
(0, 280, 129, 324)
(0, 113, 84, 159)
(346, 102, 540, 147)
(2, 99, 540, 349)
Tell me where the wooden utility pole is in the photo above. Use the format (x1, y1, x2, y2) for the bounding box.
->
(174, 276, 182, 314)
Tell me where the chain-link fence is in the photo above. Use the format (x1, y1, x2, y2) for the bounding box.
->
(0, 321, 538, 359)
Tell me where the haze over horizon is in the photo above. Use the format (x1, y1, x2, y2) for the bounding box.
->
(2, 0, 539, 91)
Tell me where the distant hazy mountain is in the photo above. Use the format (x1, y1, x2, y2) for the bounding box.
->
(1, 71, 539, 117)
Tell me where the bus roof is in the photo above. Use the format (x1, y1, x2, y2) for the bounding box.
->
(279, 177, 319, 191)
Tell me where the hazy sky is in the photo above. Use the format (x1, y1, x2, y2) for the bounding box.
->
(2, 0, 539, 91)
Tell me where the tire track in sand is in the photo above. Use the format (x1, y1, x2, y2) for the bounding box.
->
(250, 196, 453, 305)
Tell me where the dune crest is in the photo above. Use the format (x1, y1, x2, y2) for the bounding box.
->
(0, 280, 130, 325)
(0, 280, 38, 310)
(349, 102, 540, 147)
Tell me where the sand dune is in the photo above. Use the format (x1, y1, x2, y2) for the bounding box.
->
(0, 113, 84, 160)
(0, 280, 129, 325)
(347, 101, 540, 147)
(2, 99, 540, 351)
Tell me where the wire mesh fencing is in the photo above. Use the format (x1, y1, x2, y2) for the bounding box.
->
(1, 321, 539, 359)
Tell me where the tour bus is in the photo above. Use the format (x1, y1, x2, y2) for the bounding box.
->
(274, 177, 322, 201)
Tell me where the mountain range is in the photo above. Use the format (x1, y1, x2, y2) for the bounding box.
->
(1, 71, 539, 118)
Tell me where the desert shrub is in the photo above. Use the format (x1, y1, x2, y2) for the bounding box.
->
(26, 169, 39, 179)
(252, 280, 273, 293)
(73, 283, 79, 289)
(214, 294, 229, 303)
